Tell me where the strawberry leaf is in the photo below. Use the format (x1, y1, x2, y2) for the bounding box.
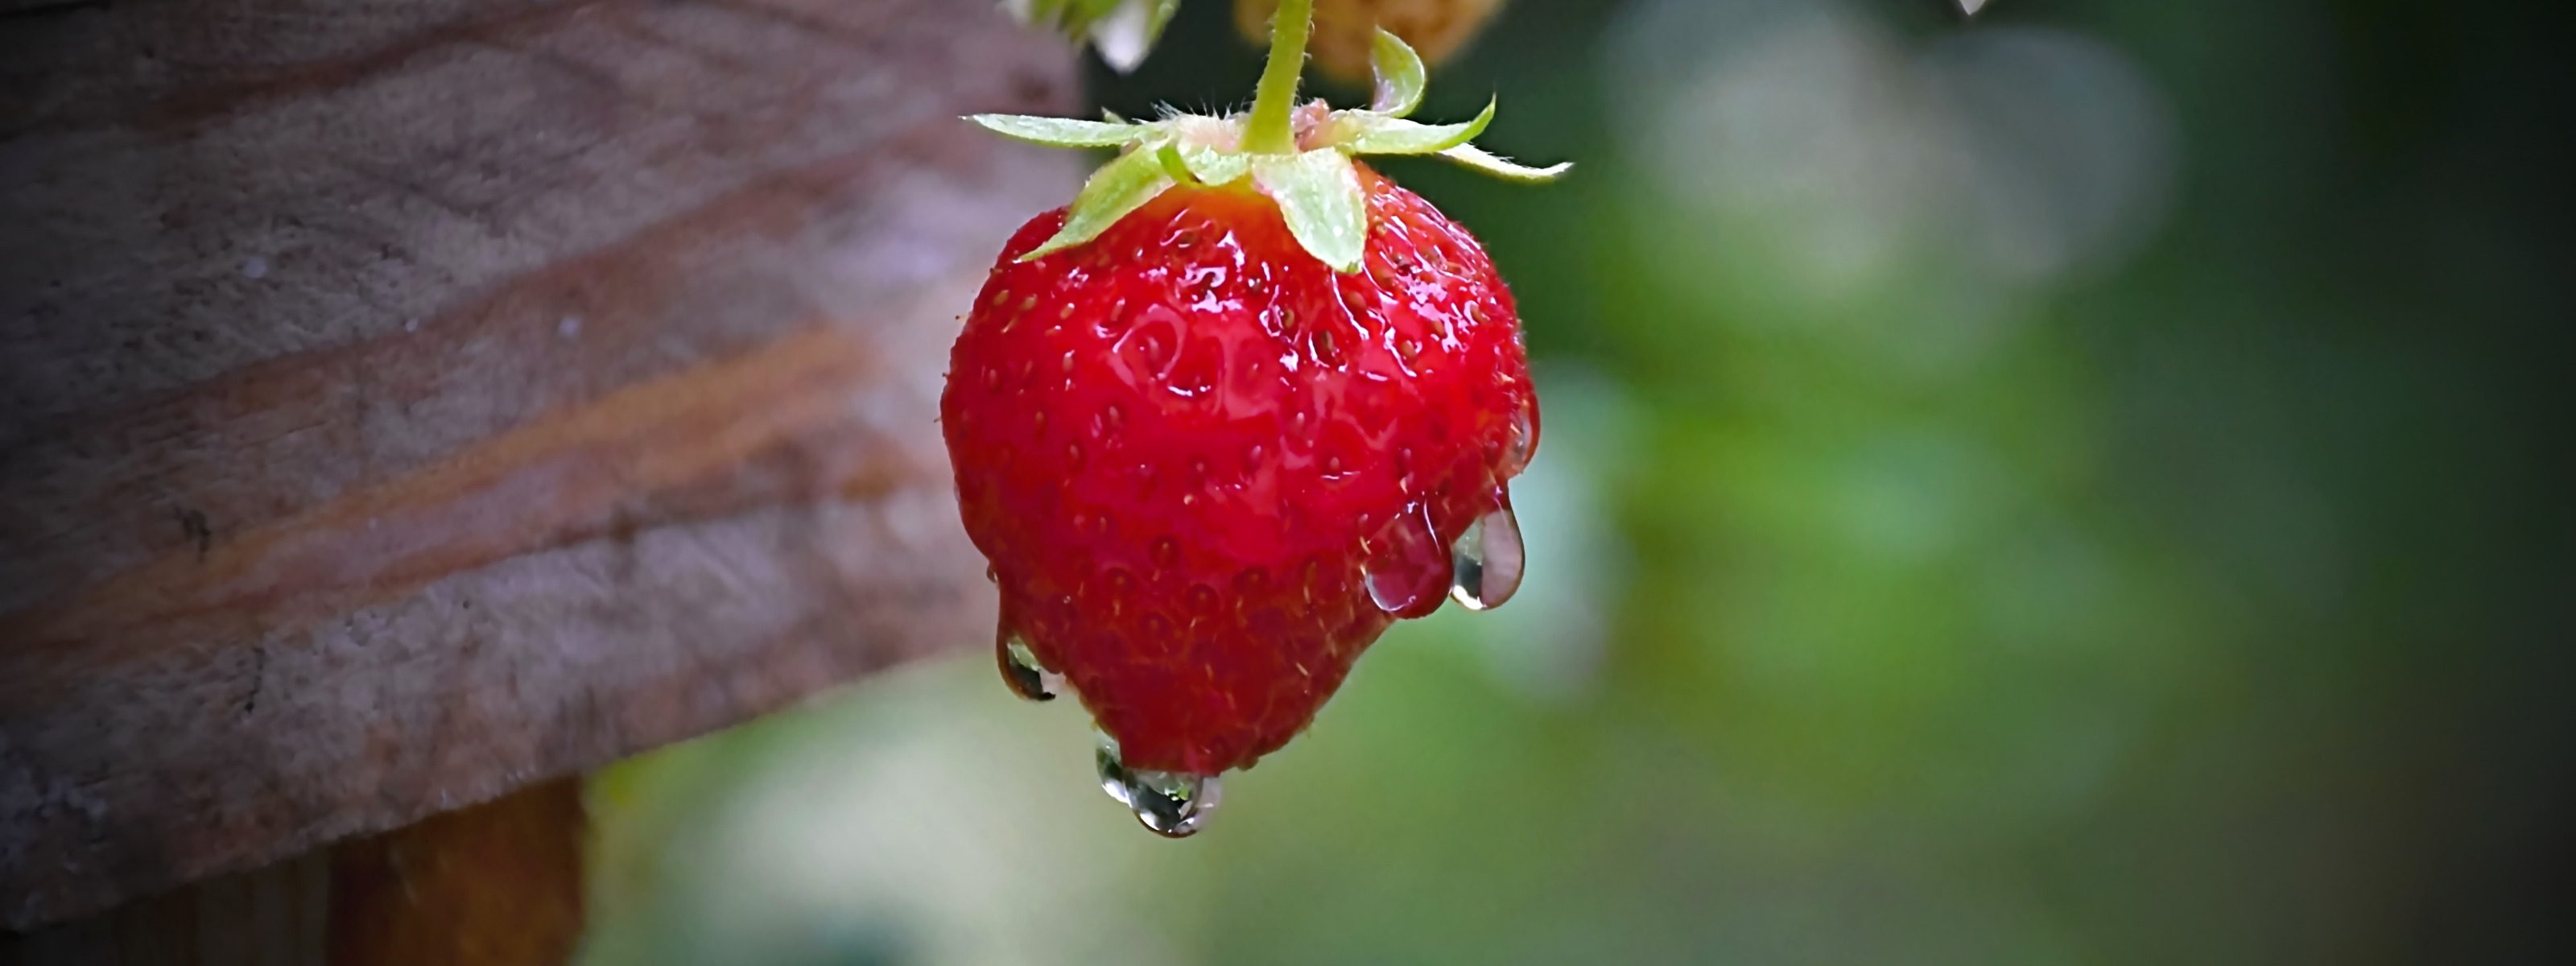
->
(1012, 0, 1124, 34)
(1154, 142, 1198, 184)
(971, 114, 1142, 148)
(1369, 30, 1427, 118)
(1178, 144, 1253, 187)
(1022, 145, 1177, 261)
(1435, 142, 1573, 183)
(1089, 0, 1183, 73)
(1009, 0, 1177, 74)
(1254, 150, 1368, 273)
(1340, 98, 1496, 155)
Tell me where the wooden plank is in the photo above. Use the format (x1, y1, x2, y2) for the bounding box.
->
(0, 0, 1079, 930)
(0, 778, 584, 965)
(0, 849, 331, 966)
(324, 778, 584, 966)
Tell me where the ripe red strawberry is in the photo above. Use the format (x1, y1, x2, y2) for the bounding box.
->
(947, 1, 1565, 836)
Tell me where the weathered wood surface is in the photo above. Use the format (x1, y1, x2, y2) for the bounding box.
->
(0, 0, 1079, 931)
(0, 778, 586, 965)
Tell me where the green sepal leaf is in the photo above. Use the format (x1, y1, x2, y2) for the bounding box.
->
(1146, 0, 1182, 41)
(1008, 0, 1179, 74)
(1338, 97, 1496, 155)
(1021, 145, 1176, 261)
(1435, 142, 1574, 183)
(1177, 144, 1252, 187)
(1089, 0, 1183, 73)
(1153, 141, 1198, 184)
(1369, 30, 1427, 118)
(1013, 0, 1125, 34)
(968, 114, 1141, 149)
(1253, 150, 1368, 273)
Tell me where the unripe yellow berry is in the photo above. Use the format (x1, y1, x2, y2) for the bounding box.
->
(1236, 0, 1506, 81)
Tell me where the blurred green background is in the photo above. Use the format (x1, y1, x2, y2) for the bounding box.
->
(578, 1, 2576, 963)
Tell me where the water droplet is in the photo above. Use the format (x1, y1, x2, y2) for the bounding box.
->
(1505, 402, 1539, 474)
(1448, 505, 1525, 611)
(1096, 734, 1221, 838)
(1363, 506, 1452, 618)
(997, 630, 1063, 702)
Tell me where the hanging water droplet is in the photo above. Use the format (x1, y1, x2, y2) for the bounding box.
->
(1095, 733, 1221, 837)
(997, 632, 1063, 702)
(1505, 402, 1540, 474)
(1448, 505, 1526, 611)
(1363, 505, 1452, 618)
(1364, 568, 1414, 615)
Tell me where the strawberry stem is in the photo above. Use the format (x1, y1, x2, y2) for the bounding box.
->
(1241, 0, 1313, 155)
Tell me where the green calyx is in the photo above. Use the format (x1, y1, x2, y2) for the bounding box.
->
(968, 7, 1568, 274)
(1008, 0, 1183, 73)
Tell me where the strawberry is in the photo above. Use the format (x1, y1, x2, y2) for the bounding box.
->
(947, 0, 1565, 836)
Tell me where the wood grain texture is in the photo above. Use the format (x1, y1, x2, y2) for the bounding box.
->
(0, 0, 1080, 931)
(0, 847, 331, 966)
(0, 778, 585, 965)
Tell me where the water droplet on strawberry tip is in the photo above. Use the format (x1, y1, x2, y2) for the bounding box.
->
(1363, 507, 1452, 617)
(1449, 506, 1526, 611)
(1096, 734, 1221, 838)
(998, 634, 1063, 702)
